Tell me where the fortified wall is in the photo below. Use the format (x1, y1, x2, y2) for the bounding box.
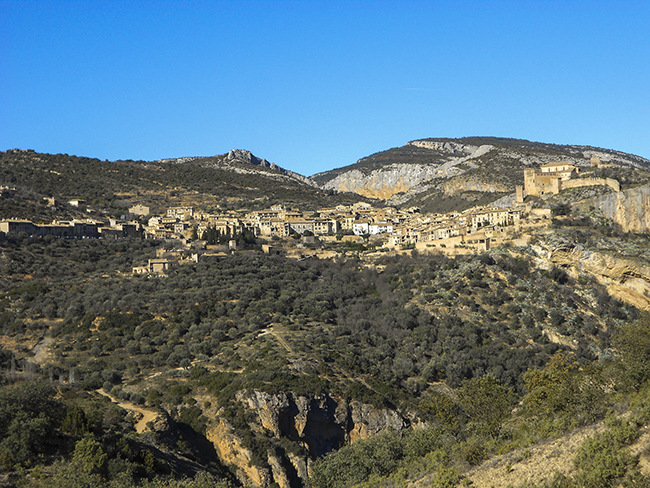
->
(523, 162, 619, 198)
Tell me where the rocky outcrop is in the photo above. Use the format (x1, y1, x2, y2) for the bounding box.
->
(321, 165, 445, 199)
(319, 144, 495, 200)
(157, 149, 316, 187)
(532, 242, 650, 311)
(235, 390, 407, 455)
(286, 451, 309, 482)
(408, 140, 492, 158)
(206, 418, 272, 487)
(347, 400, 408, 443)
(593, 183, 650, 233)
(267, 451, 291, 488)
(208, 390, 408, 487)
(227, 149, 277, 170)
(442, 177, 510, 196)
(225, 149, 316, 187)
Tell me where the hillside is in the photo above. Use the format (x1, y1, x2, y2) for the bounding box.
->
(311, 137, 650, 212)
(0, 149, 367, 221)
(2, 139, 650, 488)
(2, 226, 650, 487)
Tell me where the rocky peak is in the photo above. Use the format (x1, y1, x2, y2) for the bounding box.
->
(224, 149, 317, 187)
(227, 149, 278, 170)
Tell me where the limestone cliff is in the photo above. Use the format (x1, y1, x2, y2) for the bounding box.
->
(321, 164, 445, 199)
(593, 183, 650, 233)
(532, 242, 650, 311)
(206, 418, 272, 487)
(235, 389, 407, 455)
(319, 142, 494, 200)
(206, 389, 408, 487)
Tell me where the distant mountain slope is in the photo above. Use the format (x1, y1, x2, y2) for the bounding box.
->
(311, 137, 650, 212)
(0, 149, 364, 219)
(156, 149, 316, 187)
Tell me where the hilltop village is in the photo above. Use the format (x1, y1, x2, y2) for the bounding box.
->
(0, 160, 619, 270)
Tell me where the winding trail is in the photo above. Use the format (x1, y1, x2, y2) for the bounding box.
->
(96, 389, 160, 433)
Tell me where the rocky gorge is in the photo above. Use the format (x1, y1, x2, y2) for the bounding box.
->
(204, 390, 408, 487)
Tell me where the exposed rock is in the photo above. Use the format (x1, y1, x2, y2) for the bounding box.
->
(225, 149, 316, 186)
(267, 451, 291, 488)
(157, 149, 316, 187)
(235, 390, 291, 438)
(490, 193, 518, 209)
(442, 177, 510, 196)
(320, 144, 495, 200)
(532, 243, 650, 311)
(206, 418, 272, 487)
(227, 149, 275, 169)
(321, 165, 443, 199)
(287, 451, 310, 482)
(347, 399, 407, 443)
(593, 183, 650, 233)
(208, 390, 409, 487)
(234, 390, 408, 456)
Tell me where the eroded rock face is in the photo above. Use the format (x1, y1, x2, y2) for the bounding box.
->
(235, 390, 292, 438)
(221, 149, 316, 187)
(320, 144, 495, 200)
(206, 419, 272, 487)
(442, 177, 510, 196)
(533, 243, 650, 311)
(236, 390, 407, 455)
(594, 183, 650, 233)
(347, 400, 407, 443)
(208, 390, 408, 487)
(267, 451, 291, 488)
(322, 165, 446, 199)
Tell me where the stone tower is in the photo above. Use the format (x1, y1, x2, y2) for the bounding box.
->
(524, 168, 538, 197)
(516, 185, 524, 204)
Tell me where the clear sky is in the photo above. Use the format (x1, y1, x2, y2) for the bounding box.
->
(1, 1, 649, 176)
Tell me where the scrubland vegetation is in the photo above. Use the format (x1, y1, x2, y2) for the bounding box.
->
(0, 228, 649, 487)
(3, 141, 650, 487)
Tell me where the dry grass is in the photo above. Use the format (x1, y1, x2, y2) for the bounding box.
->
(464, 424, 604, 488)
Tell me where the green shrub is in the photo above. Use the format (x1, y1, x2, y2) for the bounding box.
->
(556, 416, 642, 488)
(612, 314, 650, 390)
(72, 437, 108, 475)
(0, 381, 64, 469)
(457, 374, 515, 438)
(309, 429, 404, 488)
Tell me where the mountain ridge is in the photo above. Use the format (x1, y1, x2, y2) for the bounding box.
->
(310, 137, 650, 211)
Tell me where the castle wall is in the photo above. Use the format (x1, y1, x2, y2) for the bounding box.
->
(562, 177, 620, 193)
(524, 166, 619, 197)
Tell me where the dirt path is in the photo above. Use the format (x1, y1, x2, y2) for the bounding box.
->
(270, 329, 293, 353)
(96, 389, 160, 433)
(259, 327, 293, 354)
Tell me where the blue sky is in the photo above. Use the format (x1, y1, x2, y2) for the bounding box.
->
(1, 0, 649, 176)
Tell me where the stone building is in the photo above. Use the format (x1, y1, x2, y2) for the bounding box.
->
(524, 162, 579, 196)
